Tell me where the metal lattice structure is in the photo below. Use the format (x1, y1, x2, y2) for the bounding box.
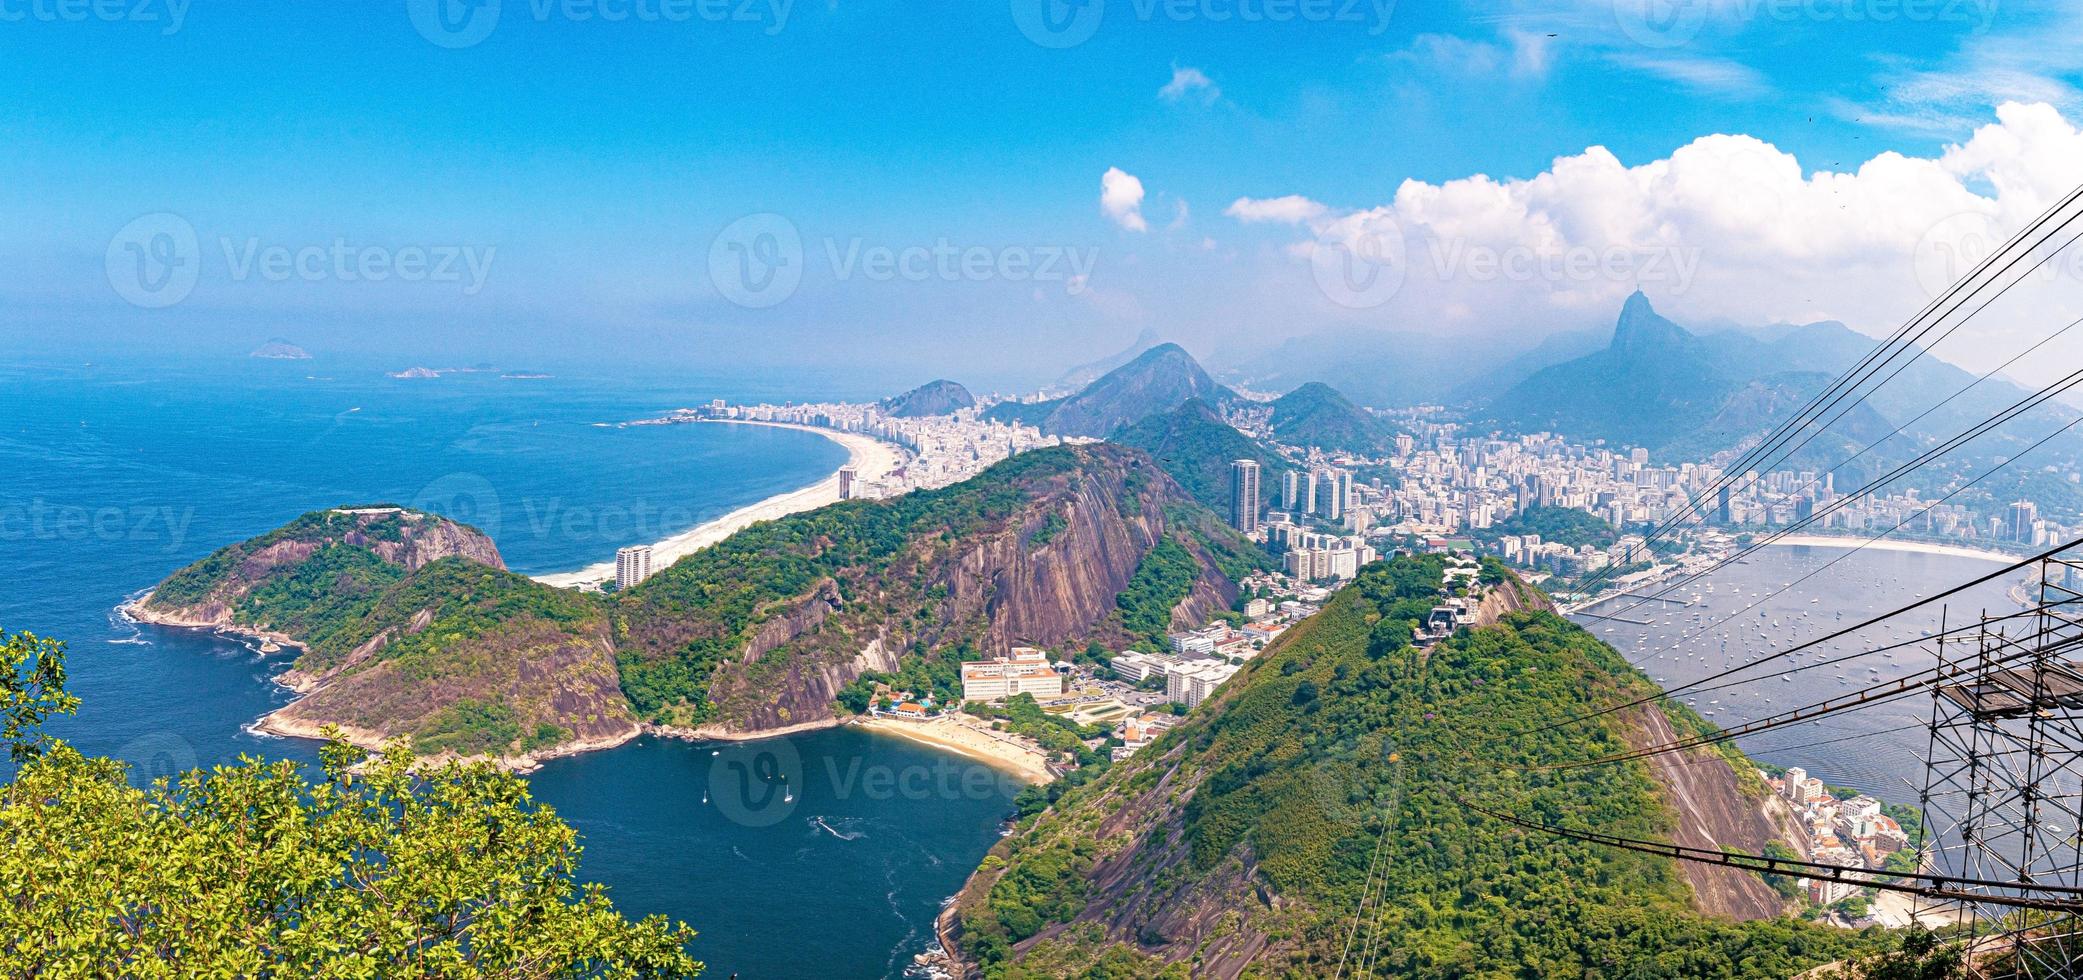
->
(1917, 553, 2083, 978)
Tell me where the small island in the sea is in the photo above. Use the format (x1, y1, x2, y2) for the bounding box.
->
(249, 339, 312, 360)
(389, 363, 496, 379)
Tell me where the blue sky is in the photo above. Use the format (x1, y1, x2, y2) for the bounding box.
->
(5, 0, 2080, 389)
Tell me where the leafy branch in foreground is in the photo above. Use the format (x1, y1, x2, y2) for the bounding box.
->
(0, 627, 702, 978)
(0, 627, 78, 762)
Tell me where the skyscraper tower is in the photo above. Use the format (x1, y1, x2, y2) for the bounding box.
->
(615, 545, 654, 590)
(1230, 460, 1262, 534)
(1282, 470, 1302, 512)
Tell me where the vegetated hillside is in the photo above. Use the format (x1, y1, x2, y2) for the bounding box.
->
(1054, 326, 1165, 392)
(1113, 399, 1283, 513)
(1477, 503, 1620, 549)
(949, 557, 1876, 978)
(609, 444, 1269, 734)
(136, 508, 636, 761)
(1487, 292, 1744, 452)
(882, 378, 977, 417)
(1267, 381, 1402, 455)
(139, 450, 1271, 755)
(984, 344, 1240, 438)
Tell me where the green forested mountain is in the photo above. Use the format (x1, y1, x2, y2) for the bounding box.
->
(950, 557, 1882, 977)
(1267, 381, 1403, 455)
(142, 448, 1266, 751)
(985, 343, 1239, 438)
(137, 508, 634, 760)
(1486, 292, 1746, 451)
(880, 378, 976, 417)
(613, 444, 1266, 731)
(1477, 504, 1620, 549)
(1113, 399, 1283, 513)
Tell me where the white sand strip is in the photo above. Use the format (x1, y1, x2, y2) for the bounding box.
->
(532, 420, 905, 589)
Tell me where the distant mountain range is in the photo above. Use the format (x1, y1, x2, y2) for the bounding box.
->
(985, 343, 1242, 438)
(1479, 291, 2083, 514)
(1265, 381, 1402, 456)
(879, 379, 975, 418)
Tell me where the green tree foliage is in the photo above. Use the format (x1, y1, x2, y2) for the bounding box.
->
(0, 628, 76, 762)
(1844, 929, 1966, 980)
(1111, 399, 1280, 512)
(1113, 538, 1202, 650)
(0, 629, 702, 978)
(613, 448, 1090, 722)
(1478, 504, 1620, 549)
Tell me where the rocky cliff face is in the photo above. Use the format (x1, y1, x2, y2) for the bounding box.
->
(137, 507, 504, 631)
(135, 509, 634, 765)
(617, 445, 1256, 735)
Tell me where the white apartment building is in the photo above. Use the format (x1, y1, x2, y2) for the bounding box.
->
(1110, 650, 1179, 684)
(960, 647, 1065, 702)
(615, 545, 654, 589)
(1167, 660, 1240, 709)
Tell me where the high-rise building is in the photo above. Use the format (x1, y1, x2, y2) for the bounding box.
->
(2011, 499, 2039, 542)
(1302, 469, 1319, 516)
(615, 545, 654, 590)
(1282, 470, 1303, 511)
(1316, 467, 1344, 522)
(838, 466, 859, 500)
(1230, 459, 1261, 534)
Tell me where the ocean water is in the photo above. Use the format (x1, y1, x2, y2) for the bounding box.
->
(0, 357, 1017, 978)
(1576, 545, 2029, 800)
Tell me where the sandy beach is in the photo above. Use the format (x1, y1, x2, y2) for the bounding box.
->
(856, 716, 1055, 785)
(1771, 534, 2019, 566)
(534, 420, 905, 589)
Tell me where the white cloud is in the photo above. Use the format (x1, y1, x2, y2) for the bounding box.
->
(1222, 102, 2083, 387)
(1159, 65, 1220, 104)
(1393, 30, 1552, 79)
(1101, 167, 1149, 232)
(1226, 195, 1329, 225)
(1606, 53, 1769, 96)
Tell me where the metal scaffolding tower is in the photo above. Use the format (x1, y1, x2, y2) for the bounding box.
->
(1918, 552, 2083, 978)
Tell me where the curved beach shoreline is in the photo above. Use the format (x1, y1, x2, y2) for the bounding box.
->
(533, 420, 906, 589)
(855, 716, 1054, 785)
(1769, 534, 2018, 565)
